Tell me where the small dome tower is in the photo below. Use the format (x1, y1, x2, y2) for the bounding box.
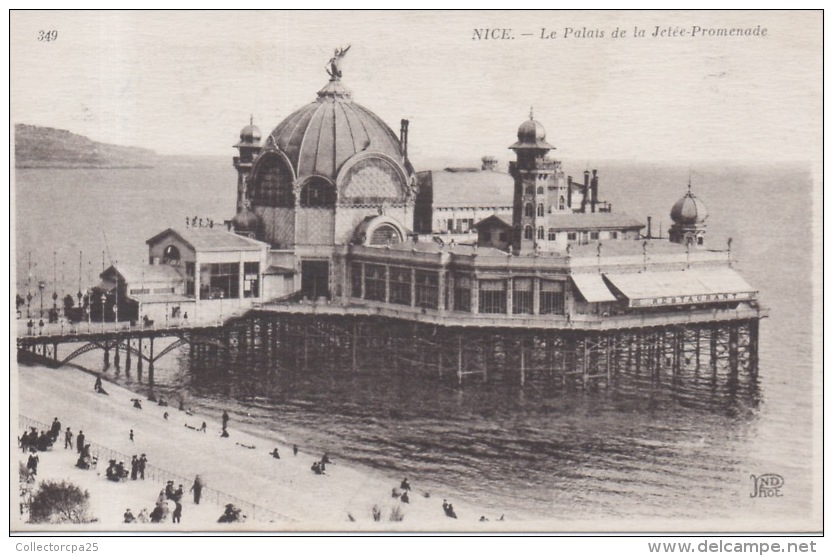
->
(232, 116, 263, 237)
(669, 183, 708, 247)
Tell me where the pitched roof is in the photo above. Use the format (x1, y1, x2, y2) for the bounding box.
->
(102, 263, 183, 285)
(146, 228, 267, 252)
(475, 214, 513, 229)
(545, 212, 645, 231)
(420, 169, 514, 208)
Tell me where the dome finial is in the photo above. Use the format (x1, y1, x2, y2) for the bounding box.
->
(529, 106, 534, 120)
(688, 168, 692, 191)
(326, 45, 351, 81)
(250, 114, 253, 126)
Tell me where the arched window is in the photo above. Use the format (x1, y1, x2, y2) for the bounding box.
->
(559, 196, 565, 210)
(369, 224, 403, 246)
(251, 153, 294, 208)
(537, 203, 544, 217)
(537, 186, 544, 195)
(525, 185, 534, 195)
(537, 226, 545, 239)
(523, 226, 533, 240)
(162, 245, 180, 265)
(300, 177, 336, 207)
(524, 203, 533, 217)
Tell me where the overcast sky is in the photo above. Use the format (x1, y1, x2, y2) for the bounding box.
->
(11, 10, 821, 164)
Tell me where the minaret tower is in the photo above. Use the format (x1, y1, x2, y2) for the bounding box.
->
(668, 181, 709, 247)
(509, 109, 556, 255)
(231, 116, 263, 237)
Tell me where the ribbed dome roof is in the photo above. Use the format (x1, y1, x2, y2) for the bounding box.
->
(509, 116, 555, 150)
(239, 124, 261, 143)
(670, 189, 708, 225)
(231, 207, 262, 232)
(264, 80, 404, 180)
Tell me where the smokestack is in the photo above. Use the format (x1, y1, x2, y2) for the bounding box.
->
(400, 119, 409, 160)
(647, 216, 652, 239)
(567, 176, 573, 208)
(581, 170, 590, 213)
(591, 169, 599, 213)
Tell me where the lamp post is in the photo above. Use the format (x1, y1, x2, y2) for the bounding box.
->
(38, 281, 45, 318)
(26, 292, 32, 319)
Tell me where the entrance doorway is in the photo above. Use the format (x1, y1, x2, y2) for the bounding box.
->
(301, 260, 330, 300)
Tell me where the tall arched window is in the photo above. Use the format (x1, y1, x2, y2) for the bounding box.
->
(537, 226, 545, 239)
(524, 203, 533, 217)
(537, 186, 544, 195)
(537, 203, 544, 217)
(251, 153, 294, 208)
(300, 177, 336, 207)
(524, 226, 533, 240)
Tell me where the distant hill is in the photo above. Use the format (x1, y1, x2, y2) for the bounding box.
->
(14, 124, 160, 168)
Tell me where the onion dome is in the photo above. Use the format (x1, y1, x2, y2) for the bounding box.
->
(670, 187, 709, 225)
(509, 109, 555, 150)
(231, 207, 262, 233)
(262, 79, 405, 181)
(236, 116, 261, 147)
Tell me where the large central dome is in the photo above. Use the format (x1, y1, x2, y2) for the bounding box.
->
(265, 80, 404, 180)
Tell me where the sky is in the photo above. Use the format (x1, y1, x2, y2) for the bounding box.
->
(10, 10, 822, 164)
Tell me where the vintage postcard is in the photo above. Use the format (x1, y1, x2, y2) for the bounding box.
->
(10, 10, 822, 534)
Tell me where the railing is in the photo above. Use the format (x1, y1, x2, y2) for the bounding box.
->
(259, 299, 766, 330)
(18, 415, 291, 524)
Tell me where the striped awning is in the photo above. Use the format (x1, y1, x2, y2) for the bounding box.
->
(570, 273, 618, 303)
(604, 268, 757, 308)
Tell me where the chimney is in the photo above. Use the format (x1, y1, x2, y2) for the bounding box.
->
(647, 216, 652, 239)
(566, 175, 573, 208)
(400, 119, 409, 160)
(581, 170, 590, 213)
(591, 169, 599, 213)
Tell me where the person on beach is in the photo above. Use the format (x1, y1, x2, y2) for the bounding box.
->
(400, 478, 411, 492)
(165, 481, 175, 500)
(270, 448, 280, 459)
(123, 509, 135, 523)
(172, 501, 182, 524)
(137, 508, 149, 523)
(400, 491, 410, 504)
(27, 453, 39, 476)
(293, 444, 298, 456)
(129, 429, 134, 442)
(139, 454, 147, 479)
(76, 431, 85, 454)
(321, 453, 332, 465)
(132, 399, 142, 410)
(222, 410, 229, 431)
(94, 375, 102, 392)
(19, 430, 29, 452)
(199, 421, 207, 433)
(50, 418, 61, 442)
(130, 455, 139, 480)
(156, 489, 166, 508)
(174, 484, 184, 502)
(164, 412, 169, 420)
(190, 475, 203, 504)
(64, 427, 73, 449)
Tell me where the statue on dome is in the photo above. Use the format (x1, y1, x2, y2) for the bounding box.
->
(326, 45, 351, 79)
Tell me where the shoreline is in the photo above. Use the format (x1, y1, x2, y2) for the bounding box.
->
(15, 363, 512, 531)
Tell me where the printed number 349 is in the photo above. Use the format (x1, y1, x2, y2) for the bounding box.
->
(38, 30, 58, 41)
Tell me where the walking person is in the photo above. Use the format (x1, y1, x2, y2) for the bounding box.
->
(172, 500, 182, 524)
(138, 454, 147, 480)
(64, 427, 73, 450)
(222, 410, 229, 432)
(190, 475, 204, 504)
(129, 429, 134, 442)
(76, 430, 85, 454)
(130, 455, 139, 480)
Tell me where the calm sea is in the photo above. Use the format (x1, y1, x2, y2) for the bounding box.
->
(14, 159, 817, 527)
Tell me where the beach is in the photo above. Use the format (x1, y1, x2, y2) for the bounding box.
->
(15, 364, 504, 532)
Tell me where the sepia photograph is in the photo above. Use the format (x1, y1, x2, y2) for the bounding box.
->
(10, 10, 822, 534)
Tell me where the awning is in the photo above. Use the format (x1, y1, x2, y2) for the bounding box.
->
(604, 268, 757, 308)
(570, 273, 618, 303)
(263, 265, 296, 275)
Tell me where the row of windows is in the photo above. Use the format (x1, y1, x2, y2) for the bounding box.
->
(522, 228, 618, 241)
(524, 200, 568, 217)
(197, 262, 260, 300)
(452, 277, 565, 315)
(351, 263, 440, 309)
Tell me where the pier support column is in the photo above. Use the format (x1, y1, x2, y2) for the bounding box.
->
(114, 342, 120, 370)
(352, 321, 358, 372)
(103, 346, 110, 369)
(519, 336, 526, 387)
(148, 338, 155, 390)
(695, 328, 701, 369)
(137, 338, 143, 382)
(728, 325, 739, 376)
(125, 342, 132, 377)
(748, 319, 759, 376)
(457, 333, 463, 387)
(709, 327, 719, 380)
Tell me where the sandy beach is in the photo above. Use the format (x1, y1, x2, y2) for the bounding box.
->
(15, 364, 508, 532)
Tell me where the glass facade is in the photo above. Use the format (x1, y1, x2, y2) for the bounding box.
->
(540, 280, 565, 315)
(364, 264, 386, 302)
(389, 266, 412, 306)
(479, 279, 506, 314)
(243, 262, 260, 298)
(199, 263, 240, 300)
(453, 275, 471, 313)
(512, 278, 533, 314)
(415, 270, 439, 309)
